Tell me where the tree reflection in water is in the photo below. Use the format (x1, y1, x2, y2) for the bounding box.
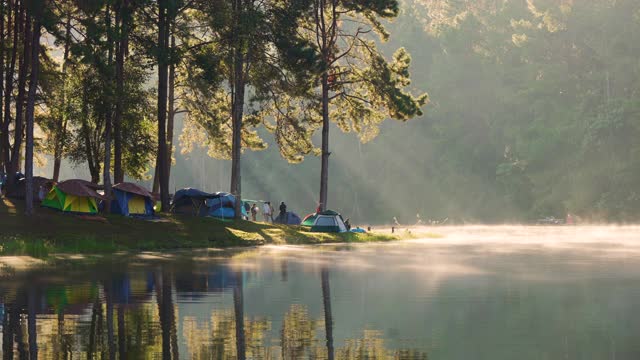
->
(156, 270, 179, 360)
(321, 267, 334, 360)
(0, 260, 427, 359)
(233, 271, 246, 360)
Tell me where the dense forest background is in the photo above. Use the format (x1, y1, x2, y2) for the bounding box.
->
(43, 0, 640, 224)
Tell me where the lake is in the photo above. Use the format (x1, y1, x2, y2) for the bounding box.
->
(1, 225, 640, 359)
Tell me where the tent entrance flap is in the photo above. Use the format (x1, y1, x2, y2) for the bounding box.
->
(128, 196, 147, 214)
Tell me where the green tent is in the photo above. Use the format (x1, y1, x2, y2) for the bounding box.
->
(302, 213, 317, 226)
(41, 180, 104, 214)
(307, 210, 348, 233)
(302, 210, 341, 227)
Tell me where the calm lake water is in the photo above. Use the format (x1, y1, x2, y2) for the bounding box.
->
(1, 226, 640, 359)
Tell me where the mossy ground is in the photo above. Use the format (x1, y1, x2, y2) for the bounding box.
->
(0, 197, 397, 257)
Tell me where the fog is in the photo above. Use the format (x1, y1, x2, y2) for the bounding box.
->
(36, 0, 640, 224)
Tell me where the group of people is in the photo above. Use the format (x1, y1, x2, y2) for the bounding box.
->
(248, 201, 288, 222)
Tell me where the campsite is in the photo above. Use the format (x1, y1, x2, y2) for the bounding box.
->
(3, 0, 640, 358)
(0, 174, 395, 256)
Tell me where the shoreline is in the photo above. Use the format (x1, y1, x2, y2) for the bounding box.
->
(1, 198, 401, 258)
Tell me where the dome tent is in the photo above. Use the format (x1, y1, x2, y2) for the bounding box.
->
(302, 210, 340, 227)
(308, 210, 348, 233)
(171, 188, 247, 219)
(171, 188, 215, 215)
(41, 179, 106, 214)
(275, 211, 302, 225)
(204, 192, 248, 219)
(301, 213, 317, 226)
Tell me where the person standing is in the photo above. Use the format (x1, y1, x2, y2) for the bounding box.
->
(251, 204, 258, 221)
(279, 202, 287, 217)
(263, 202, 272, 222)
(269, 202, 275, 222)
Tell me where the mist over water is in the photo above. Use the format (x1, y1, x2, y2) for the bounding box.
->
(2, 226, 640, 359)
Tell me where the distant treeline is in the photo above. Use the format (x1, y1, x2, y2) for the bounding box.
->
(376, 0, 640, 223)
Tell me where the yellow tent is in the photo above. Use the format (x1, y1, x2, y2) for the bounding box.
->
(42, 185, 100, 214)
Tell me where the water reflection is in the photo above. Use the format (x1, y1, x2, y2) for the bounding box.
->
(2, 227, 640, 359)
(321, 267, 334, 360)
(0, 252, 425, 359)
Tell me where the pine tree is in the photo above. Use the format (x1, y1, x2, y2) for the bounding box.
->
(273, 0, 428, 211)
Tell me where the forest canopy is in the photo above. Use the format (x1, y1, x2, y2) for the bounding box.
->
(3, 0, 640, 223)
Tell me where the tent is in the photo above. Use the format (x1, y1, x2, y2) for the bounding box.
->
(6, 176, 55, 202)
(41, 179, 106, 214)
(111, 182, 155, 217)
(275, 211, 302, 225)
(302, 213, 318, 226)
(308, 210, 348, 233)
(204, 192, 247, 219)
(171, 188, 247, 219)
(171, 188, 215, 215)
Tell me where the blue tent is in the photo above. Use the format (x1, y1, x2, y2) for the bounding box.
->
(173, 188, 215, 205)
(203, 192, 249, 219)
(275, 211, 302, 225)
(110, 183, 155, 217)
(171, 188, 247, 219)
(171, 188, 216, 215)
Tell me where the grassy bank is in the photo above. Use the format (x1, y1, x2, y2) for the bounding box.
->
(0, 198, 397, 257)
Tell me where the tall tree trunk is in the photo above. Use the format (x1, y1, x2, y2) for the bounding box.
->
(7, 1, 29, 190)
(24, 16, 41, 216)
(316, 0, 336, 213)
(0, 0, 10, 174)
(157, 0, 170, 212)
(1, 0, 18, 174)
(0, 0, 5, 150)
(167, 33, 176, 183)
(80, 80, 98, 183)
(321, 267, 334, 360)
(319, 74, 330, 212)
(152, 158, 160, 194)
(102, 4, 114, 211)
(53, 15, 72, 182)
(230, 0, 245, 220)
(154, 29, 175, 197)
(233, 271, 246, 360)
(113, 0, 129, 184)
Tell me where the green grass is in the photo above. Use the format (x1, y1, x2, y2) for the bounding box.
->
(0, 197, 399, 257)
